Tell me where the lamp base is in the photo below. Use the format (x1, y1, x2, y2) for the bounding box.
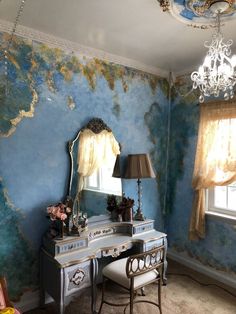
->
(134, 208, 145, 221)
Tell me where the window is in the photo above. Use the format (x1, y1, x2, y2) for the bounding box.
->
(207, 182, 236, 217)
(84, 155, 122, 196)
(190, 102, 236, 239)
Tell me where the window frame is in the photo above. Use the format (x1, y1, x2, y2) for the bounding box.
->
(206, 185, 236, 218)
(83, 165, 122, 196)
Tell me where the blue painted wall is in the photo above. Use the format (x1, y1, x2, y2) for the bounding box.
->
(0, 33, 168, 298)
(167, 78, 236, 275)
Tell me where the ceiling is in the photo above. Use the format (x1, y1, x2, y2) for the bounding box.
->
(0, 0, 236, 76)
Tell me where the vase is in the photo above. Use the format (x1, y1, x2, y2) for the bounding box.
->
(124, 208, 133, 222)
(117, 214, 123, 222)
(111, 210, 118, 221)
(57, 220, 64, 240)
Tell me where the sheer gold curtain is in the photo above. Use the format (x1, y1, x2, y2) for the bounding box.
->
(77, 129, 120, 193)
(190, 101, 236, 240)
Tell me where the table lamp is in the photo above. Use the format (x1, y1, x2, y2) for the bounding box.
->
(124, 154, 156, 221)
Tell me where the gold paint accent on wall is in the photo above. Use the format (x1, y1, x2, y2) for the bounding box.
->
(7, 53, 20, 70)
(7, 88, 38, 136)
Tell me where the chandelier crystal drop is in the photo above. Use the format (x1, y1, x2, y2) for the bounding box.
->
(191, 12, 236, 103)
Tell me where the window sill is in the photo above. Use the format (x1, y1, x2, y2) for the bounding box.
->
(83, 188, 122, 197)
(206, 211, 236, 224)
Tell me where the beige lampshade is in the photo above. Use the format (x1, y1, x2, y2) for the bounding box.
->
(124, 154, 155, 179)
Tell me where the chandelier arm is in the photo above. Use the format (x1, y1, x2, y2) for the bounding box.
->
(222, 54, 233, 64)
(216, 11, 221, 35)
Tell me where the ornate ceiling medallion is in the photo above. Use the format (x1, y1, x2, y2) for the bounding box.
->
(157, 0, 236, 27)
(159, 0, 171, 12)
(188, 0, 234, 17)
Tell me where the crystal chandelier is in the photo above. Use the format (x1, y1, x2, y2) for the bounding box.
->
(191, 5, 236, 103)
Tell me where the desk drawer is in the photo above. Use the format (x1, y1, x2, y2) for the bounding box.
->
(64, 260, 91, 296)
(145, 238, 164, 251)
(133, 221, 154, 234)
(101, 243, 131, 258)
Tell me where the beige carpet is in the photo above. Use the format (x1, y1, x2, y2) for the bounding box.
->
(26, 260, 236, 314)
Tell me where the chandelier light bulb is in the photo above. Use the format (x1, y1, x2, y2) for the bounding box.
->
(191, 11, 236, 103)
(203, 55, 211, 67)
(231, 55, 236, 67)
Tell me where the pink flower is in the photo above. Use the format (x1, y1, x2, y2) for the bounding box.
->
(60, 213, 67, 221)
(47, 203, 68, 221)
(66, 207, 72, 213)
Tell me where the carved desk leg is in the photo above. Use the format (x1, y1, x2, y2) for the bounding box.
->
(162, 237, 168, 285)
(58, 268, 65, 314)
(58, 299, 64, 314)
(91, 258, 98, 314)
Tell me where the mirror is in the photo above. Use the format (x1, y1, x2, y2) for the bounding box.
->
(67, 118, 122, 226)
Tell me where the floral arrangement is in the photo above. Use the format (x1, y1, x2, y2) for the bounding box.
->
(118, 196, 134, 214)
(47, 202, 71, 221)
(46, 202, 72, 239)
(106, 194, 119, 213)
(107, 194, 134, 221)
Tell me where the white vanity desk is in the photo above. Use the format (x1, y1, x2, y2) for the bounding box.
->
(40, 217, 167, 314)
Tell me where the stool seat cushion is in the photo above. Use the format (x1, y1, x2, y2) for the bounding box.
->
(102, 257, 158, 289)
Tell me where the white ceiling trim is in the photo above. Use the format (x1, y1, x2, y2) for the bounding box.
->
(0, 18, 169, 78)
(175, 66, 195, 77)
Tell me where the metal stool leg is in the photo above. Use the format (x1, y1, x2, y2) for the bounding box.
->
(130, 279, 134, 314)
(158, 279, 162, 314)
(141, 287, 145, 296)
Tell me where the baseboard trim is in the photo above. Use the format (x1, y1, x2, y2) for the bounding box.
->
(167, 249, 236, 289)
(14, 291, 53, 313)
(14, 291, 39, 313)
(14, 286, 87, 312)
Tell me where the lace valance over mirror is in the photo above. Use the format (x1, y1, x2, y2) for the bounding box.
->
(67, 118, 121, 228)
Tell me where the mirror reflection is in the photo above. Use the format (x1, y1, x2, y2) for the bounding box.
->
(84, 154, 122, 196)
(67, 118, 122, 227)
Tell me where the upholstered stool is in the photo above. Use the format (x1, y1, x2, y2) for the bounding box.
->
(98, 246, 165, 314)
